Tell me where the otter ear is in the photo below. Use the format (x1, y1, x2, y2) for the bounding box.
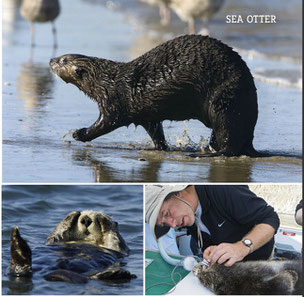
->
(72, 66, 86, 79)
(45, 211, 81, 245)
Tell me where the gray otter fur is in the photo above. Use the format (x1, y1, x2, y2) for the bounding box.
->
(192, 259, 302, 295)
(50, 34, 258, 156)
(9, 210, 136, 283)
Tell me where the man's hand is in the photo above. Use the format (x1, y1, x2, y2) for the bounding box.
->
(203, 224, 276, 267)
(203, 241, 250, 267)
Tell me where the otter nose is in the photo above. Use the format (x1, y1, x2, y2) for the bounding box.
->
(80, 216, 92, 228)
(49, 57, 58, 66)
(49, 58, 62, 69)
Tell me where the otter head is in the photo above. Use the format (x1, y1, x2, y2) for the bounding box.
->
(192, 262, 220, 293)
(49, 54, 98, 96)
(45, 210, 130, 256)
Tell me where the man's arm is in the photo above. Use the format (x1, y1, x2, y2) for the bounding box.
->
(203, 223, 275, 267)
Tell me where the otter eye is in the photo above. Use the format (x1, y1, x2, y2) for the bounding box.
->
(60, 57, 67, 64)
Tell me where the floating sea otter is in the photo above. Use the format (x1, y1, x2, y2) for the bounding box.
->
(50, 35, 259, 156)
(192, 259, 302, 295)
(9, 210, 136, 283)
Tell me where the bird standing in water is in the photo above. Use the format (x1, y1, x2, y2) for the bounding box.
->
(169, 0, 224, 34)
(20, 0, 60, 48)
(140, 0, 171, 26)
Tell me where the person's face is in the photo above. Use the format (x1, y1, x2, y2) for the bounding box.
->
(156, 195, 195, 228)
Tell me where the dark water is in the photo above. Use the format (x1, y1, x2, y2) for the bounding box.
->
(2, 185, 143, 295)
(2, 0, 302, 182)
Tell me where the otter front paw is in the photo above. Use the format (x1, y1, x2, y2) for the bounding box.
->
(73, 128, 90, 142)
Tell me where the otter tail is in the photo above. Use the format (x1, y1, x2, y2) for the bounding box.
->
(9, 226, 32, 277)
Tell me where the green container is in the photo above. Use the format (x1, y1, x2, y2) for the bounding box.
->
(145, 250, 190, 295)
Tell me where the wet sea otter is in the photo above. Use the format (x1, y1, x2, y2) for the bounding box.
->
(50, 34, 259, 156)
(192, 259, 302, 295)
(9, 210, 136, 283)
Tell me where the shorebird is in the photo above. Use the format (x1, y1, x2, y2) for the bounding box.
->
(20, 0, 60, 47)
(169, 0, 224, 34)
(140, 0, 171, 25)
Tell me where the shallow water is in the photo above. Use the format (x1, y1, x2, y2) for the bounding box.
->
(2, 185, 143, 295)
(2, 0, 302, 182)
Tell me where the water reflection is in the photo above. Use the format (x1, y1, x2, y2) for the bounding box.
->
(66, 146, 301, 183)
(208, 158, 252, 182)
(66, 145, 253, 182)
(70, 148, 162, 182)
(6, 276, 34, 295)
(17, 60, 54, 114)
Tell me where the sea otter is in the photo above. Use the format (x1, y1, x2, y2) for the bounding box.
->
(50, 35, 259, 156)
(9, 210, 136, 283)
(192, 259, 302, 295)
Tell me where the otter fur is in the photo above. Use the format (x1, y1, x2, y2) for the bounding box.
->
(9, 227, 32, 277)
(192, 259, 302, 295)
(45, 210, 129, 255)
(50, 35, 259, 156)
(9, 210, 136, 283)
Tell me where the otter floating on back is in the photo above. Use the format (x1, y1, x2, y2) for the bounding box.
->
(50, 35, 259, 157)
(9, 210, 136, 283)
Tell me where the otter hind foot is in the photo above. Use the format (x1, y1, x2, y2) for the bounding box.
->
(44, 269, 88, 283)
(141, 122, 168, 150)
(90, 267, 137, 281)
(9, 227, 32, 277)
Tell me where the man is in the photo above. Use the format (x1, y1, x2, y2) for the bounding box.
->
(145, 185, 280, 267)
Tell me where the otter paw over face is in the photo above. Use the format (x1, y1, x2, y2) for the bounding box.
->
(46, 210, 129, 255)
